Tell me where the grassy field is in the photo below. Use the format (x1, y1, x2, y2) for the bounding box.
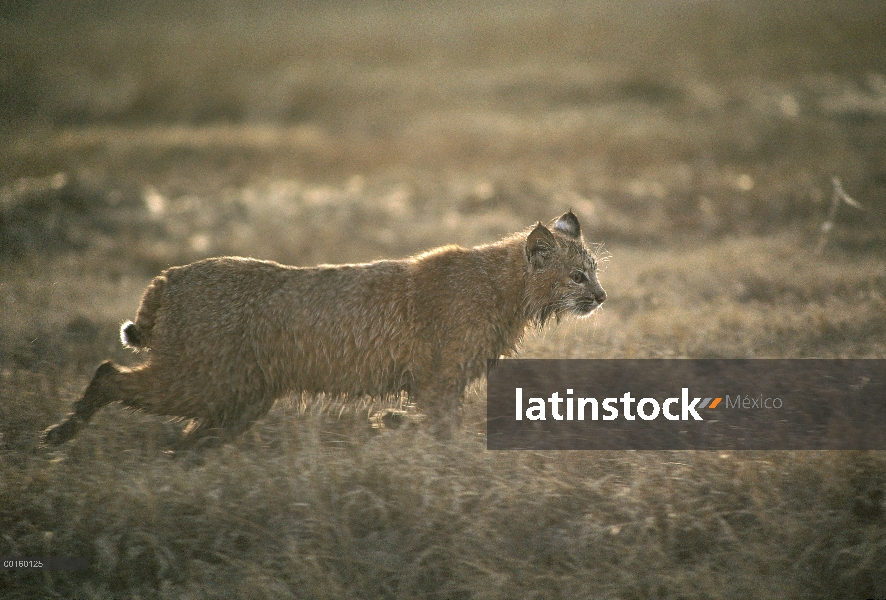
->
(2, 1, 885, 598)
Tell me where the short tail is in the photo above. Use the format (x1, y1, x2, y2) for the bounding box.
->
(121, 273, 167, 349)
(120, 321, 145, 348)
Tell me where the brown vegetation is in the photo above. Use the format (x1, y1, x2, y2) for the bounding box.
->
(1, 1, 885, 598)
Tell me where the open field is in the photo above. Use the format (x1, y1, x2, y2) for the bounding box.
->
(2, 1, 885, 597)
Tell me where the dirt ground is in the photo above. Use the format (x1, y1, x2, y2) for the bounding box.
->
(2, 1, 885, 598)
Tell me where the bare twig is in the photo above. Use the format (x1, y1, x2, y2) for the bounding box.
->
(816, 177, 863, 254)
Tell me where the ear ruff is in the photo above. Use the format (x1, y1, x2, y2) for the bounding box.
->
(552, 210, 581, 238)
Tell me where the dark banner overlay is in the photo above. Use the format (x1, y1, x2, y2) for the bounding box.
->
(486, 359, 886, 450)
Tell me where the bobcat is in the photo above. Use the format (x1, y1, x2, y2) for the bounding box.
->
(43, 211, 606, 447)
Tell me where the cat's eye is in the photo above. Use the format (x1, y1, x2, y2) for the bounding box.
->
(571, 271, 588, 284)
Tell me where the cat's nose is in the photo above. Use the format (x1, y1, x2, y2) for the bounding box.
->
(594, 288, 606, 303)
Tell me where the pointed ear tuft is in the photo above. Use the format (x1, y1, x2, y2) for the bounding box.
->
(526, 222, 556, 268)
(552, 210, 581, 238)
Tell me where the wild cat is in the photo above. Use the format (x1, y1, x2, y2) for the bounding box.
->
(43, 211, 606, 447)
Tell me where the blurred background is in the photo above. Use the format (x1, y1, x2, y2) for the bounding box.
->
(2, 0, 885, 268)
(3, 3, 886, 598)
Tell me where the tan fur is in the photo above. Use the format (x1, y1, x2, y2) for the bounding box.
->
(43, 211, 606, 447)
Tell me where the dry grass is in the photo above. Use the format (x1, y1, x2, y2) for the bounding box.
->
(2, 1, 886, 598)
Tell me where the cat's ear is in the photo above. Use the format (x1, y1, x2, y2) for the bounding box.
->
(526, 223, 555, 268)
(552, 210, 580, 238)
